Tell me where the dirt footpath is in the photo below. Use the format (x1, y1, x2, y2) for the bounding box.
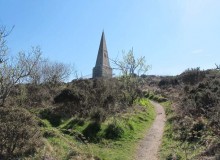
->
(135, 101, 166, 160)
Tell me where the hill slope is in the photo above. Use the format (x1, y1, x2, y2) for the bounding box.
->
(145, 69, 220, 159)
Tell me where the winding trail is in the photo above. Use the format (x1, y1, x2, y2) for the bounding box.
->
(135, 101, 166, 160)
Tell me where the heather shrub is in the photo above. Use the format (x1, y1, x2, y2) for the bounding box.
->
(169, 70, 220, 157)
(52, 78, 142, 119)
(158, 77, 179, 87)
(0, 107, 42, 159)
(179, 67, 205, 85)
(54, 89, 82, 103)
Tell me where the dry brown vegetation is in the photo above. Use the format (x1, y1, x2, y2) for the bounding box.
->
(0, 106, 42, 159)
(144, 68, 220, 159)
(0, 76, 146, 159)
(39, 77, 144, 125)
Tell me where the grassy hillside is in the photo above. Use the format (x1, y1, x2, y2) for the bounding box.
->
(34, 98, 156, 160)
(0, 77, 156, 159)
(2, 68, 220, 159)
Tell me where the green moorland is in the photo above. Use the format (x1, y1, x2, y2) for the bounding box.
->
(34, 98, 156, 160)
(2, 68, 220, 159)
(156, 69, 220, 159)
(0, 77, 158, 159)
(31, 69, 220, 160)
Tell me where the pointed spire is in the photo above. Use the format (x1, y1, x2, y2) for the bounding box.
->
(93, 31, 112, 78)
(95, 31, 110, 67)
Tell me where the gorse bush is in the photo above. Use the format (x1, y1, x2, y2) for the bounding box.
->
(90, 107, 107, 123)
(0, 107, 42, 159)
(158, 77, 179, 87)
(182, 79, 220, 117)
(179, 67, 205, 85)
(156, 69, 220, 159)
(82, 122, 101, 142)
(166, 70, 220, 157)
(39, 108, 62, 127)
(52, 78, 144, 119)
(104, 121, 124, 140)
(8, 84, 58, 108)
(54, 88, 82, 103)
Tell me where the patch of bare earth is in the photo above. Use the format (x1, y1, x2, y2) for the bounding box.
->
(135, 101, 166, 160)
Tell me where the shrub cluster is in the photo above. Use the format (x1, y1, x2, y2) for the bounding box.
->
(104, 121, 124, 140)
(0, 107, 42, 159)
(43, 78, 144, 121)
(82, 122, 101, 142)
(178, 67, 206, 85)
(171, 70, 220, 157)
(39, 108, 62, 127)
(144, 91, 168, 103)
(8, 84, 59, 108)
(158, 77, 179, 87)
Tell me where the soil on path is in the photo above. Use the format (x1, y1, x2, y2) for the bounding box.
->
(135, 101, 166, 160)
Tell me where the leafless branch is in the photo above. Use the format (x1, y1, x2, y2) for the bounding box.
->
(0, 46, 42, 106)
(215, 63, 220, 70)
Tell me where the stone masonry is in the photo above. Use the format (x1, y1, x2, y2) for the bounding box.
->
(93, 31, 112, 78)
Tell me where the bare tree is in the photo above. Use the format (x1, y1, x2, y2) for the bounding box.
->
(0, 27, 42, 106)
(41, 61, 72, 84)
(0, 26, 14, 62)
(0, 27, 8, 63)
(215, 63, 220, 70)
(0, 47, 42, 106)
(0, 27, 42, 159)
(29, 59, 73, 85)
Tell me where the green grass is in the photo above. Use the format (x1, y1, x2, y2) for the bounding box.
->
(28, 118, 88, 160)
(159, 101, 205, 160)
(56, 98, 156, 160)
(87, 98, 156, 160)
(32, 98, 156, 160)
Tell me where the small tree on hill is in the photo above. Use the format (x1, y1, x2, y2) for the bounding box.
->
(112, 48, 151, 105)
(0, 27, 42, 106)
(112, 48, 150, 76)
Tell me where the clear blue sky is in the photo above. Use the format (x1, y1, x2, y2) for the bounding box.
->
(0, 0, 220, 78)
